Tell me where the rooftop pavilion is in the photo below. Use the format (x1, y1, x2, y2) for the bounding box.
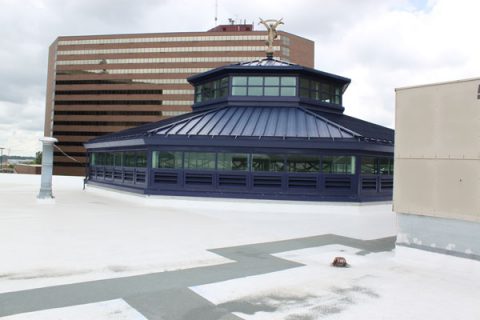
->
(85, 56, 394, 201)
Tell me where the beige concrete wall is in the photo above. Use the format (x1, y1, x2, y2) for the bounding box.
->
(394, 78, 480, 222)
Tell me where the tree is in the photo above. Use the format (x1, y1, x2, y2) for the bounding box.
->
(35, 151, 42, 164)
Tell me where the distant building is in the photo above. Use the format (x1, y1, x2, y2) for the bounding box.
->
(14, 164, 41, 175)
(395, 78, 480, 259)
(84, 56, 394, 202)
(44, 24, 315, 176)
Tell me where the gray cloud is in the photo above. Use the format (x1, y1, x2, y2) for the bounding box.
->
(0, 0, 478, 156)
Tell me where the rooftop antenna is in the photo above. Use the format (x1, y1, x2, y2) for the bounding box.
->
(214, 0, 218, 25)
(258, 18, 284, 59)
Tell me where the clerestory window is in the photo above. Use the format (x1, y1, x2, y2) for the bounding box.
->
(231, 76, 297, 97)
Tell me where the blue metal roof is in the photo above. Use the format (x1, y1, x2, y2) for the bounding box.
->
(148, 106, 360, 140)
(234, 58, 297, 67)
(313, 110, 394, 144)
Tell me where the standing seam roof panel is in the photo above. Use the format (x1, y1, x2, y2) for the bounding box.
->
(176, 116, 204, 135)
(241, 108, 262, 136)
(253, 108, 272, 137)
(275, 108, 288, 138)
(286, 108, 297, 137)
(223, 107, 247, 136)
(216, 107, 239, 136)
(229, 107, 254, 136)
(316, 120, 331, 138)
(263, 108, 280, 137)
(202, 108, 229, 136)
(328, 124, 343, 138)
(192, 111, 221, 135)
(296, 110, 308, 138)
(147, 106, 362, 140)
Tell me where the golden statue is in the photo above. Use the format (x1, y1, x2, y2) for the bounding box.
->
(258, 18, 284, 57)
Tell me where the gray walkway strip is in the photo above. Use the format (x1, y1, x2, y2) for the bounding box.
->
(0, 234, 395, 319)
(126, 288, 243, 320)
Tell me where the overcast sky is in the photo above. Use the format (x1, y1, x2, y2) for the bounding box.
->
(0, 0, 478, 156)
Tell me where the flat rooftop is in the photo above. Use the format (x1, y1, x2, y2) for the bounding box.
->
(0, 174, 478, 319)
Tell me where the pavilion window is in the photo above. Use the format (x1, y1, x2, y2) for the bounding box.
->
(252, 154, 285, 172)
(322, 156, 355, 174)
(379, 158, 394, 175)
(247, 76, 263, 96)
(232, 76, 248, 96)
(300, 77, 342, 105)
(184, 152, 216, 170)
(361, 156, 378, 174)
(104, 152, 114, 166)
(152, 151, 183, 169)
(194, 77, 228, 103)
(123, 152, 137, 167)
(231, 76, 297, 97)
(217, 153, 249, 171)
(114, 152, 123, 167)
(136, 152, 147, 168)
(287, 155, 320, 173)
(264, 77, 280, 96)
(280, 77, 296, 96)
(96, 153, 105, 166)
(91, 153, 97, 166)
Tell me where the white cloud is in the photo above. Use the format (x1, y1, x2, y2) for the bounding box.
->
(0, 0, 478, 155)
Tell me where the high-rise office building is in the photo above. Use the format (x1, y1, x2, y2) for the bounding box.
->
(44, 24, 314, 176)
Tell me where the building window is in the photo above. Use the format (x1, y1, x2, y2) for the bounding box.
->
(252, 154, 285, 172)
(55, 89, 163, 95)
(123, 152, 137, 167)
(184, 152, 216, 170)
(231, 76, 297, 97)
(281, 47, 290, 57)
(379, 158, 394, 175)
(361, 157, 393, 175)
(194, 77, 228, 103)
(300, 77, 342, 105)
(114, 152, 123, 167)
(91, 153, 97, 166)
(136, 152, 147, 168)
(56, 45, 280, 56)
(247, 76, 263, 96)
(152, 151, 183, 169)
(264, 77, 280, 96)
(105, 153, 114, 166)
(287, 155, 320, 173)
(91, 152, 117, 166)
(361, 157, 377, 174)
(322, 156, 355, 174)
(218, 153, 249, 171)
(57, 35, 270, 46)
(55, 100, 163, 105)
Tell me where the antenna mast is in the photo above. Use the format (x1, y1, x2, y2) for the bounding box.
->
(214, 0, 218, 25)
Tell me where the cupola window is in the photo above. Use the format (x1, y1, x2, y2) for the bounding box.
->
(300, 77, 342, 104)
(231, 76, 297, 97)
(194, 77, 229, 103)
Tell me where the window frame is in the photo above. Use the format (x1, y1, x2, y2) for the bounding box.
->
(231, 75, 298, 97)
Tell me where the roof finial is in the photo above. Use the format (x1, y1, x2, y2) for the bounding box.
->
(258, 18, 284, 59)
